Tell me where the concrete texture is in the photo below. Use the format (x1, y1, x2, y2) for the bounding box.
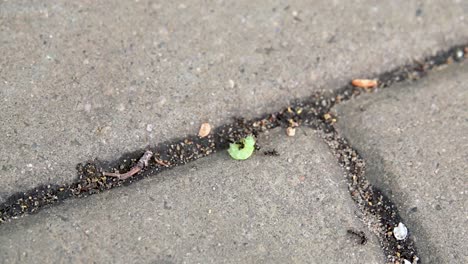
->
(1, 0, 468, 203)
(0, 128, 383, 263)
(336, 62, 468, 263)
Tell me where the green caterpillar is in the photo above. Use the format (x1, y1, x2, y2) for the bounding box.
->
(228, 135, 255, 160)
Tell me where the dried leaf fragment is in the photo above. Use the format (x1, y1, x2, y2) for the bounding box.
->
(198, 123, 211, 138)
(351, 79, 378, 88)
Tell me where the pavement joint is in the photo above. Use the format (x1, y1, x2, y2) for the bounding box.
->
(1, 43, 467, 264)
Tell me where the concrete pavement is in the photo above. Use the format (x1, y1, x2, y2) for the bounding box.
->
(1, 1, 467, 263)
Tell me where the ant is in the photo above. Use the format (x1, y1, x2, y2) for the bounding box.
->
(347, 229, 367, 245)
(263, 149, 280, 156)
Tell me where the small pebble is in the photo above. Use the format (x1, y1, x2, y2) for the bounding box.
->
(228, 79, 235, 88)
(146, 124, 153, 132)
(286, 127, 296, 137)
(393, 222, 408, 240)
(198, 123, 211, 138)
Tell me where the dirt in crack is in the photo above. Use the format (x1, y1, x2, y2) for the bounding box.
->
(320, 126, 419, 264)
(1, 43, 467, 263)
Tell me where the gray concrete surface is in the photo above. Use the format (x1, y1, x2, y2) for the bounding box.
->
(1, 0, 468, 202)
(0, 128, 383, 263)
(336, 62, 468, 263)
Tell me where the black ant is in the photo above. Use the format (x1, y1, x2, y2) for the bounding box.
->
(347, 229, 367, 245)
(263, 149, 280, 156)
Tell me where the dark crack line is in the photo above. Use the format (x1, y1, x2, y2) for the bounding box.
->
(320, 126, 418, 263)
(1, 43, 467, 264)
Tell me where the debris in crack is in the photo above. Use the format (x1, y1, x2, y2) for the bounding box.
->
(351, 78, 378, 89)
(0, 92, 330, 223)
(320, 125, 419, 264)
(0, 42, 467, 263)
(394, 222, 409, 241)
(103, 150, 154, 180)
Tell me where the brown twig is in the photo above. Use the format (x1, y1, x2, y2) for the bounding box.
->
(103, 150, 153, 180)
(154, 158, 170, 167)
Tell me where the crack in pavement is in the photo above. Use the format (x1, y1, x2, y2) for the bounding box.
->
(1, 43, 467, 263)
(321, 127, 418, 263)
